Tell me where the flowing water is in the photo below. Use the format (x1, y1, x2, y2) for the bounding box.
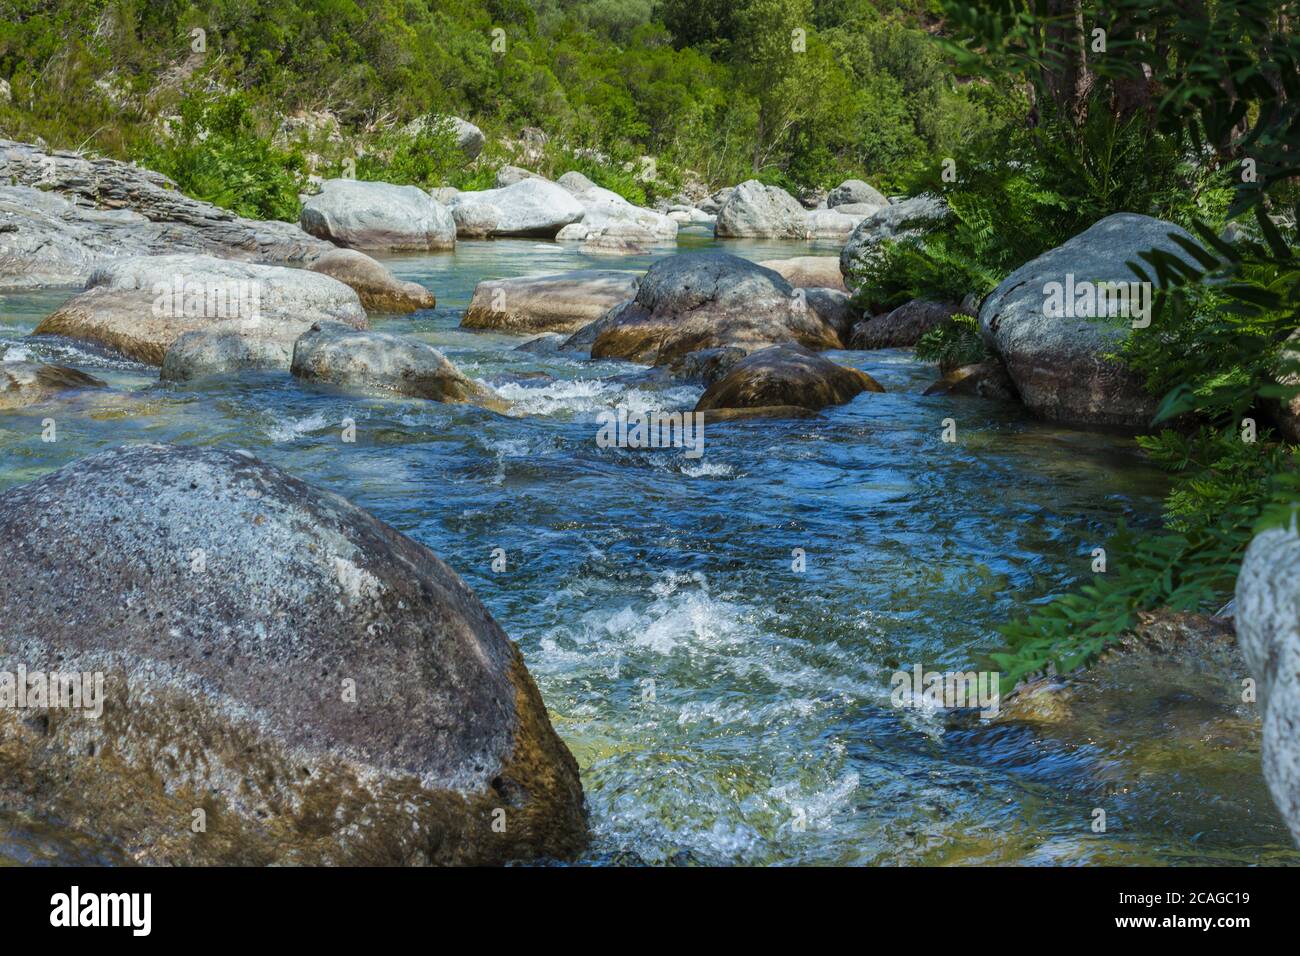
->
(1, 228, 1295, 865)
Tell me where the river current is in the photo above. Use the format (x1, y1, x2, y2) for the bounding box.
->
(2, 228, 1294, 865)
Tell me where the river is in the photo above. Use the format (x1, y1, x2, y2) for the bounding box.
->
(1, 227, 1294, 865)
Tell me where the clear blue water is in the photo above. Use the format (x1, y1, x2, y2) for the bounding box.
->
(2, 228, 1294, 865)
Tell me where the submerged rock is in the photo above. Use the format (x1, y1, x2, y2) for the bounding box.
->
(35, 254, 366, 366)
(0, 139, 330, 290)
(1236, 527, 1300, 847)
(307, 248, 435, 313)
(291, 322, 504, 408)
(714, 180, 807, 239)
(695, 343, 883, 414)
(922, 361, 1017, 402)
(850, 299, 958, 350)
(0, 443, 587, 864)
(462, 270, 638, 334)
(300, 179, 456, 251)
(0, 361, 106, 409)
(978, 213, 1195, 429)
(587, 253, 842, 365)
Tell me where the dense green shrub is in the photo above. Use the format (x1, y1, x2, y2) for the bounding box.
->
(134, 91, 307, 221)
(914, 314, 988, 373)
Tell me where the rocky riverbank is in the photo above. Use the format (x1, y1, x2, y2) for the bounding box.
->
(2, 136, 1298, 863)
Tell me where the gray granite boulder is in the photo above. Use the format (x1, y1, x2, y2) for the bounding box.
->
(448, 179, 584, 238)
(840, 194, 950, 292)
(978, 213, 1196, 428)
(828, 179, 888, 209)
(584, 253, 843, 365)
(0, 443, 587, 864)
(36, 254, 365, 366)
(300, 179, 456, 251)
(291, 322, 504, 408)
(1236, 526, 1300, 847)
(714, 180, 807, 239)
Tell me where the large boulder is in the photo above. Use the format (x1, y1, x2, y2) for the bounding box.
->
(695, 344, 883, 415)
(0, 444, 587, 864)
(291, 322, 504, 408)
(448, 179, 584, 238)
(300, 179, 456, 251)
(1236, 527, 1300, 847)
(307, 248, 435, 313)
(557, 172, 677, 246)
(757, 256, 848, 293)
(0, 360, 106, 409)
(850, 299, 958, 350)
(0, 139, 330, 290)
(714, 180, 807, 239)
(827, 179, 888, 209)
(978, 213, 1195, 428)
(462, 270, 638, 334)
(35, 254, 366, 366)
(804, 288, 858, 346)
(840, 194, 950, 292)
(160, 319, 304, 382)
(585, 253, 842, 365)
(803, 208, 868, 240)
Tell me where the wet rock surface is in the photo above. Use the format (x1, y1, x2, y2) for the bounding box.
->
(695, 343, 884, 413)
(587, 253, 842, 365)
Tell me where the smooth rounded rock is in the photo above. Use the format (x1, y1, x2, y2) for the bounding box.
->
(35, 254, 366, 366)
(587, 253, 842, 365)
(714, 181, 807, 239)
(840, 194, 950, 292)
(301, 179, 456, 251)
(291, 322, 504, 408)
(828, 179, 888, 209)
(0, 443, 587, 865)
(307, 248, 435, 313)
(978, 213, 1196, 428)
(695, 343, 883, 413)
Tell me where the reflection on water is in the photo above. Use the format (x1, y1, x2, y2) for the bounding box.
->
(1, 229, 1294, 865)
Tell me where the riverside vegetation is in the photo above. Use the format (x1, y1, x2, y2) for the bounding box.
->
(2, 0, 1300, 863)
